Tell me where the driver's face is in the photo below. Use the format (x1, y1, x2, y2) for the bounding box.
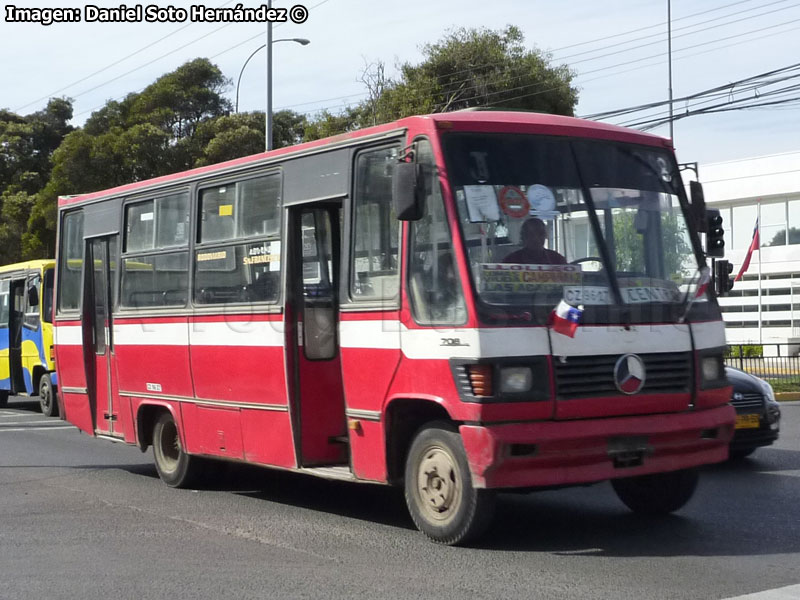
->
(522, 220, 547, 249)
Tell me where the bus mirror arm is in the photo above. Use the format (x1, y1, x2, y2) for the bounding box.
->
(690, 180, 707, 233)
(392, 162, 425, 221)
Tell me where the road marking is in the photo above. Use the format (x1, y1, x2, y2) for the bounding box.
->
(0, 413, 47, 418)
(724, 584, 800, 599)
(0, 426, 75, 432)
(0, 421, 69, 426)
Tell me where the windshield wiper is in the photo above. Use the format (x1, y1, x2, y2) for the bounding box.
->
(678, 266, 711, 323)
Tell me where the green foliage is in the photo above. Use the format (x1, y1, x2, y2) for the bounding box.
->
(612, 211, 692, 279)
(726, 345, 764, 358)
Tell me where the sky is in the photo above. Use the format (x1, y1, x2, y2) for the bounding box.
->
(2, 0, 800, 166)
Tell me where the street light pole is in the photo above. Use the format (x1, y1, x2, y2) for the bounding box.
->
(234, 34, 310, 148)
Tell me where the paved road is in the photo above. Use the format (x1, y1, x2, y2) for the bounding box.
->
(1, 398, 799, 600)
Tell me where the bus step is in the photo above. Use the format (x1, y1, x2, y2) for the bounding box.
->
(300, 465, 354, 482)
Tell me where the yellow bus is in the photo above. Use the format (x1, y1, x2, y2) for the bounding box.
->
(0, 259, 58, 415)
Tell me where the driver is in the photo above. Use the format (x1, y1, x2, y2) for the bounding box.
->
(503, 217, 566, 265)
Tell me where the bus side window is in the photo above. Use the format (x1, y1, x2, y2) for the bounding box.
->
(24, 275, 40, 329)
(408, 139, 467, 325)
(58, 211, 84, 314)
(351, 147, 400, 302)
(0, 279, 9, 327)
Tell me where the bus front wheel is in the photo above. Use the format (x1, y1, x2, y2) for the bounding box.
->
(404, 423, 495, 545)
(611, 468, 699, 515)
(152, 412, 199, 488)
(39, 374, 58, 417)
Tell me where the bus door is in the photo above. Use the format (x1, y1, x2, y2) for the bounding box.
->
(84, 235, 121, 437)
(8, 279, 26, 394)
(20, 273, 43, 394)
(286, 204, 348, 466)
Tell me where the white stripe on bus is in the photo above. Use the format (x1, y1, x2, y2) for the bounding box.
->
(55, 320, 726, 357)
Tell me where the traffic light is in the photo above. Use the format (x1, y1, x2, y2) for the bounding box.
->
(715, 259, 734, 296)
(706, 208, 725, 257)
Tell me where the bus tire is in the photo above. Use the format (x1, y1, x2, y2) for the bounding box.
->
(404, 423, 495, 545)
(0, 391, 7, 408)
(611, 468, 699, 515)
(39, 374, 58, 417)
(152, 412, 199, 488)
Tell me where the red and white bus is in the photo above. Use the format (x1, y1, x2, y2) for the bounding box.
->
(54, 111, 734, 545)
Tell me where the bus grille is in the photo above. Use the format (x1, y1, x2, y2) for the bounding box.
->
(553, 352, 692, 399)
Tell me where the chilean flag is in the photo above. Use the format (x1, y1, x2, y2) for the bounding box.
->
(550, 300, 583, 338)
(734, 218, 759, 282)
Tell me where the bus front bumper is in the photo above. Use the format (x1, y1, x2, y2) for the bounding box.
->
(459, 404, 735, 489)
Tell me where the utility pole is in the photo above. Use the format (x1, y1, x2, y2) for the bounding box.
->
(668, 0, 674, 141)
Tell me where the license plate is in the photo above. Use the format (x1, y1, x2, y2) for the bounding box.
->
(735, 414, 760, 429)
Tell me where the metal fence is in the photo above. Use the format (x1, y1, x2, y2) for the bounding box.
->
(725, 344, 800, 389)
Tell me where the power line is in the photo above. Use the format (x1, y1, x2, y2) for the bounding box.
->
(554, 0, 797, 62)
(73, 0, 333, 119)
(550, 0, 762, 52)
(13, 0, 235, 113)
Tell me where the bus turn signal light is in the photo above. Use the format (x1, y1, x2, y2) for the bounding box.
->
(467, 364, 493, 397)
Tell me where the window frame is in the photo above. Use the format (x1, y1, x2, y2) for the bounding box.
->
(193, 170, 284, 307)
(119, 188, 191, 311)
(56, 209, 85, 316)
(407, 136, 468, 326)
(347, 142, 403, 308)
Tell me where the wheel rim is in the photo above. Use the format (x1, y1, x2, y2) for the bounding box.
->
(40, 381, 51, 411)
(416, 445, 463, 523)
(156, 420, 181, 475)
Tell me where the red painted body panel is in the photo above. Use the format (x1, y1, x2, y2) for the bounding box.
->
(114, 316, 193, 399)
(241, 409, 296, 467)
(460, 404, 735, 489)
(181, 403, 244, 459)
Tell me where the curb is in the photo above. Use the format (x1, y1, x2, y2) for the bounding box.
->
(776, 392, 800, 402)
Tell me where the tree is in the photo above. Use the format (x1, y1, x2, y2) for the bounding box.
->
(368, 26, 576, 126)
(612, 211, 692, 280)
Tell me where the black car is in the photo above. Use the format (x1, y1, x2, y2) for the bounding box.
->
(726, 366, 781, 459)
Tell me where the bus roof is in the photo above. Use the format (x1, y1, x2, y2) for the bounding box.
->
(0, 259, 55, 275)
(58, 111, 671, 208)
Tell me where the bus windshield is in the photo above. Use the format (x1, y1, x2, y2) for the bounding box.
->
(442, 133, 702, 309)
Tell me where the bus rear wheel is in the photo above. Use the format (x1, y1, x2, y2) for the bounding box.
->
(39, 374, 58, 417)
(153, 412, 199, 488)
(404, 423, 495, 545)
(611, 468, 699, 515)
(0, 391, 7, 408)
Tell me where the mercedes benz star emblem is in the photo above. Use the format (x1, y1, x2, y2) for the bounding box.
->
(614, 353, 646, 395)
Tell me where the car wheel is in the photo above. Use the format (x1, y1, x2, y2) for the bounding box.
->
(152, 411, 200, 488)
(612, 468, 699, 515)
(404, 422, 495, 545)
(39, 374, 58, 417)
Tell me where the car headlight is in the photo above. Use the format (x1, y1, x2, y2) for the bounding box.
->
(701, 356, 724, 383)
(499, 367, 533, 394)
(759, 379, 777, 404)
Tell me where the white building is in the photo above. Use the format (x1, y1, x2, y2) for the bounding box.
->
(700, 151, 800, 347)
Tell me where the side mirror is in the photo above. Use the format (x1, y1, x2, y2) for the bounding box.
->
(690, 181, 707, 233)
(392, 162, 424, 221)
(27, 286, 39, 308)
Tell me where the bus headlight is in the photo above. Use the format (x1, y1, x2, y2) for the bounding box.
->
(701, 356, 723, 382)
(499, 367, 533, 394)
